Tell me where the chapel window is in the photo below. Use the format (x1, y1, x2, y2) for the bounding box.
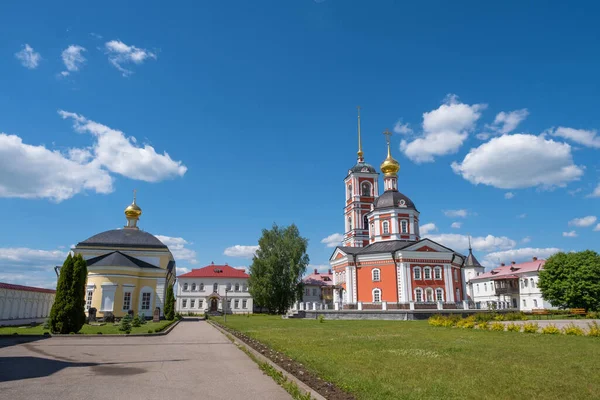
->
(361, 182, 371, 196)
(424, 267, 432, 280)
(436, 288, 444, 302)
(372, 269, 381, 282)
(434, 267, 442, 280)
(382, 221, 389, 234)
(373, 289, 381, 303)
(213, 283, 218, 293)
(415, 288, 423, 302)
(401, 220, 408, 233)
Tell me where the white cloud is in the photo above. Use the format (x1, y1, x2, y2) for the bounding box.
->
(518, 213, 527, 219)
(61, 45, 86, 76)
(321, 233, 344, 248)
(155, 235, 197, 264)
(594, 223, 600, 232)
(0, 247, 68, 263)
(420, 223, 437, 236)
(104, 40, 157, 76)
(563, 231, 577, 238)
(224, 245, 259, 258)
(425, 233, 516, 253)
(451, 134, 584, 189)
(481, 247, 561, 268)
(444, 209, 468, 218)
(0, 133, 113, 202)
(487, 109, 529, 135)
(90, 32, 103, 39)
(504, 192, 515, 199)
(59, 110, 187, 182)
(400, 94, 486, 163)
(451, 222, 462, 229)
(549, 127, 600, 149)
(176, 267, 191, 275)
(569, 216, 597, 228)
(588, 183, 600, 198)
(394, 120, 412, 135)
(521, 236, 531, 244)
(307, 264, 330, 275)
(15, 44, 41, 69)
(0, 247, 69, 289)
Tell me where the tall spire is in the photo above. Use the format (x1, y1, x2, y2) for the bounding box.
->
(468, 235, 472, 251)
(357, 106, 364, 162)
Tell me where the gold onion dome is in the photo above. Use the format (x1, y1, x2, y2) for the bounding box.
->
(124, 192, 142, 219)
(380, 130, 400, 176)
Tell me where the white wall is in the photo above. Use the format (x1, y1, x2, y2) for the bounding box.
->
(175, 277, 253, 314)
(0, 287, 55, 321)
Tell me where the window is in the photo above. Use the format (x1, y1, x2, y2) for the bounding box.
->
(235, 283, 240, 292)
(227, 299, 232, 310)
(141, 292, 151, 310)
(476, 284, 480, 293)
(183, 283, 188, 291)
(373, 288, 381, 303)
(455, 288, 460, 301)
(242, 299, 247, 309)
(243, 284, 248, 292)
(414, 267, 422, 280)
(363, 214, 369, 229)
(533, 299, 538, 308)
(190, 299, 195, 308)
(434, 267, 442, 280)
(521, 280, 524, 289)
(370, 222, 374, 236)
(199, 300, 203, 308)
(234, 299, 239, 309)
(453, 269, 458, 282)
(348, 216, 352, 230)
(86, 290, 93, 310)
(425, 288, 434, 302)
(415, 288, 423, 302)
(484, 283, 487, 292)
(490, 282, 494, 290)
(401, 220, 408, 233)
(382, 221, 389, 234)
(522, 299, 527, 307)
(182, 299, 187, 308)
(372, 268, 381, 282)
(436, 288, 444, 301)
(122, 292, 131, 310)
(347, 184, 352, 198)
(524, 279, 528, 288)
(226, 283, 232, 291)
(361, 181, 371, 196)
(199, 283, 204, 291)
(191, 283, 196, 291)
(312, 288, 317, 296)
(531, 278, 535, 288)
(424, 267, 432, 280)
(305, 288, 310, 295)
(213, 283, 218, 292)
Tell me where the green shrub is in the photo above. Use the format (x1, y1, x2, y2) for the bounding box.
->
(97, 332, 103, 335)
(506, 323, 521, 332)
(586, 311, 599, 319)
(474, 313, 495, 322)
(139, 313, 147, 324)
(477, 321, 489, 330)
(318, 314, 325, 323)
(148, 329, 153, 334)
(523, 322, 539, 333)
(175, 312, 183, 321)
(563, 324, 584, 336)
(493, 314, 505, 321)
(587, 322, 600, 337)
(541, 324, 560, 335)
(43, 331, 50, 336)
(154, 328, 161, 333)
(164, 284, 175, 320)
(505, 312, 528, 321)
(119, 314, 132, 332)
(456, 316, 476, 329)
(428, 315, 444, 327)
(490, 322, 505, 331)
(132, 315, 142, 328)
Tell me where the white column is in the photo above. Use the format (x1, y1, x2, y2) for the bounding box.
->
(345, 266, 352, 303)
(445, 265, 454, 302)
(409, 301, 415, 310)
(463, 300, 469, 310)
(382, 301, 387, 311)
(437, 301, 443, 310)
(312, 302, 317, 311)
(334, 302, 339, 311)
(357, 302, 363, 310)
(405, 264, 413, 302)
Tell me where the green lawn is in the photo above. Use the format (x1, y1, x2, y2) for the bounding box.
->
(0, 320, 175, 335)
(215, 315, 600, 400)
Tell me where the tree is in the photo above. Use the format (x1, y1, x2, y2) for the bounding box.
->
(164, 283, 175, 320)
(538, 250, 600, 311)
(248, 223, 309, 314)
(49, 253, 88, 334)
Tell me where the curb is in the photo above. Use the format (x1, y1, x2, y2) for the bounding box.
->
(0, 320, 180, 338)
(209, 321, 326, 400)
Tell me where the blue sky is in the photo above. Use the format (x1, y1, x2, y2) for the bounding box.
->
(1, 0, 599, 288)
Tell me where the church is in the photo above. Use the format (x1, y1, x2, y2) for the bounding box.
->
(329, 110, 480, 308)
(73, 194, 176, 319)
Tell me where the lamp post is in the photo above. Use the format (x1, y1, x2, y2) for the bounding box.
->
(224, 288, 228, 322)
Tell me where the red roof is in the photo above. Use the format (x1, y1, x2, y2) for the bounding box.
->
(0, 282, 56, 294)
(178, 264, 249, 278)
(473, 259, 545, 281)
(303, 270, 334, 287)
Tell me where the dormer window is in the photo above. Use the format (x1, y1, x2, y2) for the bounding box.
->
(382, 221, 389, 235)
(401, 220, 408, 234)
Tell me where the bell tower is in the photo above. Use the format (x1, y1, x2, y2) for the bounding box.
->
(343, 107, 379, 247)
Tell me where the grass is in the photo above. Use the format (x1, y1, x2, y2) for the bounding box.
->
(0, 320, 175, 335)
(215, 315, 600, 400)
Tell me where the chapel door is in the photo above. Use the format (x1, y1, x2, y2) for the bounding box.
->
(210, 298, 218, 311)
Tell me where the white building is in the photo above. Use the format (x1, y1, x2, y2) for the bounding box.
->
(302, 269, 334, 307)
(468, 257, 553, 311)
(0, 282, 56, 324)
(176, 263, 253, 314)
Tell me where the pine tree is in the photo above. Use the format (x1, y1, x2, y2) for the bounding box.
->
(49, 253, 88, 334)
(164, 283, 175, 320)
(71, 254, 88, 331)
(119, 314, 132, 333)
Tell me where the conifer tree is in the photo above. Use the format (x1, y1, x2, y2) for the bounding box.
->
(164, 283, 175, 320)
(49, 253, 88, 334)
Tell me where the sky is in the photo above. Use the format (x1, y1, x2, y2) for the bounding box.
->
(1, 0, 599, 288)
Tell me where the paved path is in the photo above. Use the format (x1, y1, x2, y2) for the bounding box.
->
(500, 318, 600, 332)
(0, 320, 290, 400)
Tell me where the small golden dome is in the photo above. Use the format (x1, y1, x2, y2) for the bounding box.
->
(125, 202, 142, 218)
(380, 130, 400, 176)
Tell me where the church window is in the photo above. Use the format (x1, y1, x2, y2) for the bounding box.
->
(226, 283, 232, 291)
(182, 299, 187, 308)
(141, 292, 151, 310)
(305, 288, 310, 295)
(312, 288, 317, 296)
(453, 269, 458, 281)
(414, 267, 422, 280)
(476, 284, 480, 293)
(243, 299, 248, 309)
(424, 267, 432, 280)
(382, 221, 389, 234)
(415, 288, 423, 302)
(122, 292, 131, 311)
(199, 300, 204, 308)
(191, 283, 196, 291)
(243, 284, 248, 291)
(401, 220, 408, 233)
(227, 299, 232, 310)
(370, 223, 374, 237)
(455, 288, 461, 301)
(183, 283, 188, 291)
(361, 182, 371, 196)
(348, 216, 352, 230)
(436, 288, 444, 301)
(190, 299, 195, 308)
(234, 299, 239, 309)
(484, 283, 487, 292)
(372, 268, 381, 282)
(213, 283, 218, 293)
(86, 291, 93, 310)
(425, 288, 434, 302)
(363, 214, 369, 229)
(530, 278, 535, 288)
(523, 299, 527, 307)
(347, 185, 352, 198)
(434, 267, 442, 280)
(235, 283, 240, 292)
(524, 279, 528, 288)
(199, 283, 204, 291)
(372, 288, 381, 303)
(533, 299, 538, 308)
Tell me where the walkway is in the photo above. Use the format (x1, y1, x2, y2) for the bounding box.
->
(500, 318, 600, 332)
(0, 319, 291, 400)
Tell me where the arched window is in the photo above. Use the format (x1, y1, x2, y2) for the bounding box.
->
(372, 288, 381, 303)
(235, 283, 240, 292)
(415, 288, 423, 302)
(191, 283, 196, 291)
(199, 283, 204, 291)
(226, 283, 232, 291)
(533, 299, 538, 308)
(183, 283, 188, 291)
(348, 216, 352, 230)
(455, 288, 460, 301)
(476, 284, 480, 293)
(524, 279, 528, 288)
(484, 283, 487, 292)
(347, 184, 352, 198)
(436, 288, 444, 301)
(424, 267, 432, 280)
(401, 220, 408, 233)
(370, 223, 374, 236)
(242, 284, 248, 291)
(382, 221, 389, 234)
(363, 214, 369, 229)
(414, 267, 422, 280)
(372, 268, 380, 282)
(530, 278, 535, 288)
(425, 288, 434, 302)
(213, 283, 218, 293)
(361, 181, 371, 197)
(434, 267, 442, 280)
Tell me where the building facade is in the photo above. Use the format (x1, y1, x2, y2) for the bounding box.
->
(302, 269, 334, 307)
(468, 258, 553, 311)
(73, 195, 176, 319)
(176, 263, 253, 314)
(0, 283, 56, 323)
(330, 115, 467, 309)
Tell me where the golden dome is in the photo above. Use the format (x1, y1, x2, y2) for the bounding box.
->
(380, 130, 400, 176)
(124, 190, 142, 219)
